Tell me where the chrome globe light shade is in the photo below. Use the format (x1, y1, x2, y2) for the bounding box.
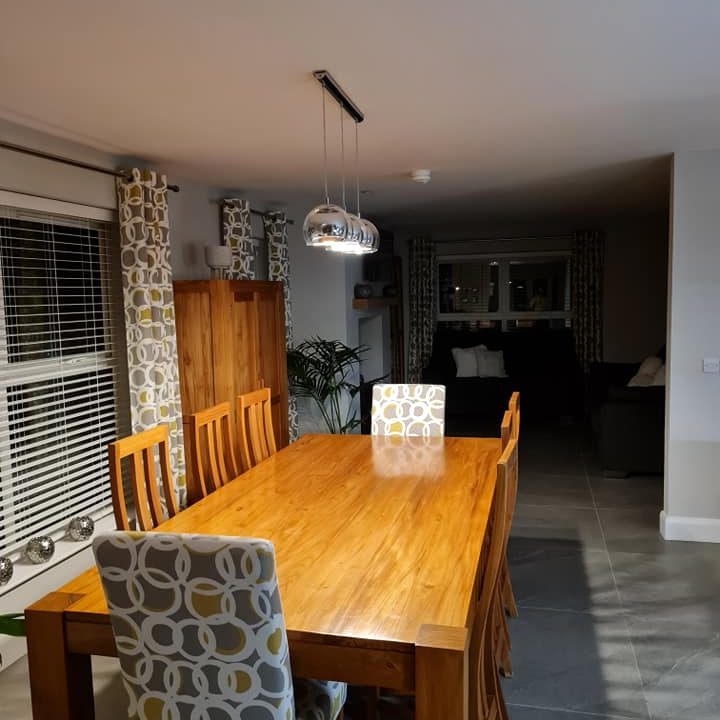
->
(303, 204, 350, 246)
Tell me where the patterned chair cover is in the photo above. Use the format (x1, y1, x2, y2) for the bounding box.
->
(371, 383, 446, 437)
(93, 532, 346, 720)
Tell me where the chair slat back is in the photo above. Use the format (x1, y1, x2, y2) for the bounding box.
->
(509, 391, 520, 440)
(108, 424, 178, 531)
(186, 401, 238, 498)
(500, 410, 513, 450)
(237, 387, 277, 471)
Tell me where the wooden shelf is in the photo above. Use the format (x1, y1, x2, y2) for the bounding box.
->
(352, 297, 399, 310)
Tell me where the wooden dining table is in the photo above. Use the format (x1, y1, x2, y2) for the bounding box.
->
(25, 433, 500, 720)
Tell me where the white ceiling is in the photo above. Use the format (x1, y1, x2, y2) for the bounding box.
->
(2, 1, 719, 229)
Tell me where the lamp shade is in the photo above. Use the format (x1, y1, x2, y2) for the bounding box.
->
(204, 244, 232, 270)
(303, 204, 350, 247)
(326, 212, 364, 254)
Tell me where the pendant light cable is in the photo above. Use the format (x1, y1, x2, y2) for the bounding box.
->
(355, 120, 362, 218)
(322, 86, 329, 205)
(340, 105, 347, 210)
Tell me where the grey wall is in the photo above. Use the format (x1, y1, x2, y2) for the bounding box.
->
(0, 118, 117, 208)
(395, 215, 669, 370)
(603, 218, 669, 362)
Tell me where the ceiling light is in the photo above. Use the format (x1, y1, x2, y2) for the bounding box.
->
(303, 70, 378, 254)
(410, 169, 432, 184)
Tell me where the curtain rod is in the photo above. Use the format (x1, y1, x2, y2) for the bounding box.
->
(0, 140, 181, 192)
(221, 200, 295, 225)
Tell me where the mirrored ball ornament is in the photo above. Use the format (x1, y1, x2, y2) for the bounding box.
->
(68, 516, 95, 541)
(26, 536, 55, 564)
(0, 556, 13, 586)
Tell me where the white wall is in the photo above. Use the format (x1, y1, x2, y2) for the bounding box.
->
(662, 150, 720, 542)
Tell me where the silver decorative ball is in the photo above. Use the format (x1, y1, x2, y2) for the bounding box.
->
(26, 536, 55, 564)
(68, 516, 95, 541)
(0, 556, 13, 586)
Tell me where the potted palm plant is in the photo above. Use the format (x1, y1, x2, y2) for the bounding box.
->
(287, 337, 378, 434)
(0, 613, 26, 666)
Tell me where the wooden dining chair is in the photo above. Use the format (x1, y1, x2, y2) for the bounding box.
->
(107, 424, 178, 531)
(186, 401, 239, 499)
(236, 387, 277, 471)
(470, 436, 515, 720)
(508, 391, 520, 440)
(502, 392, 520, 616)
(93, 531, 347, 720)
(494, 393, 521, 680)
(371, 383, 446, 437)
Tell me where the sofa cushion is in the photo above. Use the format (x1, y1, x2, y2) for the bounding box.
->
(451, 346, 480, 377)
(476, 348, 508, 377)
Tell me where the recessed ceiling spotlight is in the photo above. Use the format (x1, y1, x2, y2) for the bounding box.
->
(410, 169, 431, 184)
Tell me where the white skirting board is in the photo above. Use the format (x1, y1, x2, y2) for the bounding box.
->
(660, 510, 720, 543)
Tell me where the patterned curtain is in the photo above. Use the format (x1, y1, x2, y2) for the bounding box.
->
(572, 230, 604, 372)
(407, 237, 437, 383)
(117, 168, 186, 506)
(264, 212, 299, 441)
(222, 199, 255, 279)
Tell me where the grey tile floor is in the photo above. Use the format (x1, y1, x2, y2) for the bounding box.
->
(504, 424, 720, 720)
(1, 424, 718, 720)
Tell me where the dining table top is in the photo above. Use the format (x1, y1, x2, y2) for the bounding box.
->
(59, 433, 500, 651)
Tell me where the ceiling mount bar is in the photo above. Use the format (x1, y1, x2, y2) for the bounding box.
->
(0, 140, 181, 192)
(312, 70, 364, 124)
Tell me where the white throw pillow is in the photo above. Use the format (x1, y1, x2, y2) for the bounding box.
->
(638, 355, 662, 376)
(627, 372, 654, 387)
(652, 364, 666, 386)
(475, 348, 508, 378)
(451, 347, 478, 377)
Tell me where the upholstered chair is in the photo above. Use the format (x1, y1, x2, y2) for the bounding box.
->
(370, 383, 446, 437)
(93, 531, 346, 720)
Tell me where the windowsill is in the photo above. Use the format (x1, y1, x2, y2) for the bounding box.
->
(0, 511, 116, 600)
(0, 512, 118, 671)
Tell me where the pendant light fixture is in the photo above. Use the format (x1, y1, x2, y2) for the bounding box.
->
(303, 70, 378, 254)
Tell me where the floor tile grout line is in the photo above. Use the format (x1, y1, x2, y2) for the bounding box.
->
(506, 701, 643, 719)
(515, 603, 626, 617)
(582, 453, 653, 720)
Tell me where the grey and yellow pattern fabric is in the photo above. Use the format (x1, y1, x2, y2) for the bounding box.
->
(264, 211, 299, 442)
(93, 532, 346, 720)
(223, 198, 255, 280)
(407, 237, 436, 383)
(371, 383, 446, 437)
(117, 169, 186, 508)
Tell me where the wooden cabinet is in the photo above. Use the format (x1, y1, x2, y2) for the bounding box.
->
(174, 279, 289, 470)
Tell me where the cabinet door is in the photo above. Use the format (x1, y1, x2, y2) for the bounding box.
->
(253, 284, 289, 447)
(174, 284, 216, 415)
(219, 280, 288, 447)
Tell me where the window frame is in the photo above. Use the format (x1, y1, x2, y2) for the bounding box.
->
(0, 191, 127, 581)
(437, 250, 574, 329)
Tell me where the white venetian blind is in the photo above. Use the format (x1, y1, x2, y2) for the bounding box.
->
(0, 204, 127, 556)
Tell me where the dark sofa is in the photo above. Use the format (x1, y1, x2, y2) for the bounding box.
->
(422, 327, 584, 436)
(590, 361, 665, 475)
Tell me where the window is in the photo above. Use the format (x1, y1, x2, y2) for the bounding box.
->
(0, 205, 126, 557)
(438, 252, 572, 330)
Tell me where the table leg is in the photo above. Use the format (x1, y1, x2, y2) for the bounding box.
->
(415, 624, 468, 720)
(25, 592, 95, 720)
